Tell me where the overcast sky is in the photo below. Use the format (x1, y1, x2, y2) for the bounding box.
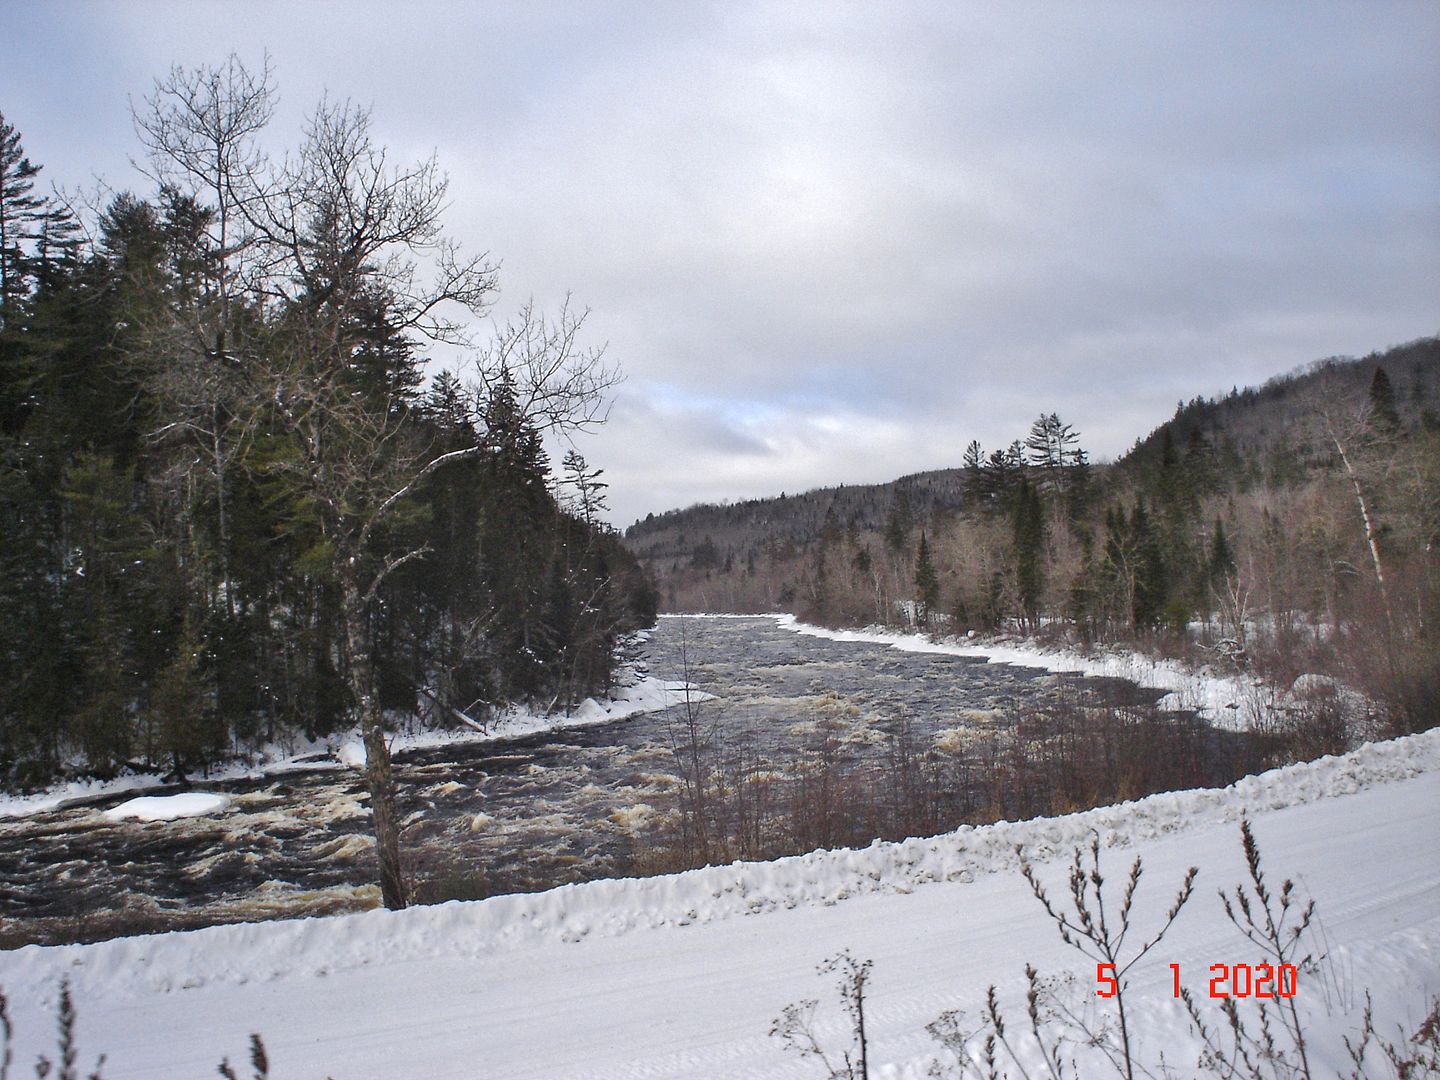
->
(4, 2, 1438, 525)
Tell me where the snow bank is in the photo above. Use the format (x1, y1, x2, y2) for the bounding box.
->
(5, 726, 1435, 1007)
(0, 774, 168, 821)
(770, 614, 1280, 727)
(102, 793, 232, 822)
(329, 674, 713, 767)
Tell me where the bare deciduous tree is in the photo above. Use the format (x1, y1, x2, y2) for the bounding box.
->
(135, 54, 620, 909)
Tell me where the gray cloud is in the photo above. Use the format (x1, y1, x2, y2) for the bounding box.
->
(5, 1, 1437, 526)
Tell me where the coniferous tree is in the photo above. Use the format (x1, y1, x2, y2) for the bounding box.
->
(883, 487, 913, 552)
(979, 447, 1023, 508)
(562, 448, 610, 527)
(1064, 448, 1094, 521)
(914, 531, 939, 624)
(476, 369, 559, 699)
(0, 113, 51, 440)
(961, 439, 984, 501)
(1369, 365, 1400, 436)
(1025, 412, 1079, 494)
(0, 111, 47, 324)
(1011, 478, 1046, 632)
(1129, 501, 1169, 630)
(0, 63, 655, 920)
(1210, 518, 1234, 576)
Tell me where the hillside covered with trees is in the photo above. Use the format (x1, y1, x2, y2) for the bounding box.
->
(0, 64, 656, 814)
(626, 339, 1440, 735)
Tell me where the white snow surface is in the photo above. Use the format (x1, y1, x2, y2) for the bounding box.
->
(3, 728, 1437, 1078)
(0, 673, 709, 820)
(102, 792, 232, 821)
(761, 613, 1314, 728)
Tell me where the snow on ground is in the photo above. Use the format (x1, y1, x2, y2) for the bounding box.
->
(3, 729, 1437, 1078)
(764, 613, 1305, 728)
(329, 673, 712, 769)
(0, 672, 711, 820)
(102, 792, 232, 822)
(0, 772, 177, 822)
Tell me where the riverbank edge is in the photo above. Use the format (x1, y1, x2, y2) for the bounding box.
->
(663, 611, 1305, 728)
(4, 722, 1435, 1005)
(0, 667, 715, 821)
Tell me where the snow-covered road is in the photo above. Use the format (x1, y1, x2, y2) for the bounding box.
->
(3, 731, 1437, 1078)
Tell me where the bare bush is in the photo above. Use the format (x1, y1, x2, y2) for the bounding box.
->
(1182, 816, 1316, 1079)
(1019, 835, 1197, 1079)
(771, 951, 874, 1080)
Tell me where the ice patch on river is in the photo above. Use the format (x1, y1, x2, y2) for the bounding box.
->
(103, 793, 232, 822)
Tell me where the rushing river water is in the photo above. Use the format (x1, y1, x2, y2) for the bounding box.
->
(1, 617, 1197, 946)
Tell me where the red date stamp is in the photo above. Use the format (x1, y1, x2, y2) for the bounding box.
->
(1095, 962, 1297, 999)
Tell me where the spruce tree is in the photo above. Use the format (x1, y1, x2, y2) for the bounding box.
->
(961, 439, 984, 502)
(1129, 501, 1169, 630)
(477, 370, 559, 698)
(1368, 365, 1400, 435)
(1208, 518, 1235, 581)
(1011, 478, 1046, 632)
(884, 488, 912, 552)
(914, 531, 940, 624)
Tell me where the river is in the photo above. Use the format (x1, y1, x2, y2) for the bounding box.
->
(0, 616, 1250, 947)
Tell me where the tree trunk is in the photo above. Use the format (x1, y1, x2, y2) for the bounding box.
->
(1332, 435, 1394, 636)
(363, 722, 406, 910)
(340, 567, 407, 910)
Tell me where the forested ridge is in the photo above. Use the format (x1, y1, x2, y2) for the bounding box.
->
(627, 339, 1440, 735)
(0, 67, 656, 797)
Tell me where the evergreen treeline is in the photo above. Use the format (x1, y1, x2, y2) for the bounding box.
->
(628, 342, 1440, 736)
(0, 82, 655, 791)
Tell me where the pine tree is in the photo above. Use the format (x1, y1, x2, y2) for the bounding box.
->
(0, 111, 47, 322)
(1026, 412, 1079, 494)
(562, 449, 609, 526)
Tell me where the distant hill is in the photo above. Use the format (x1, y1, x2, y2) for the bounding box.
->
(623, 337, 1439, 616)
(1115, 336, 1440, 483)
(624, 467, 967, 579)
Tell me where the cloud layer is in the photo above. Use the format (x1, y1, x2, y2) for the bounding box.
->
(5, 1, 1437, 523)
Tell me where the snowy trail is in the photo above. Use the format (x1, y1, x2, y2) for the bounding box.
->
(3, 732, 1437, 1078)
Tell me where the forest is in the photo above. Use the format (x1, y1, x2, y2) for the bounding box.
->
(0, 63, 657, 809)
(627, 338, 1440, 740)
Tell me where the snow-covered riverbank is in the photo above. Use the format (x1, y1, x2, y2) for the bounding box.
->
(4, 727, 1436, 1078)
(0, 672, 710, 821)
(3, 611, 1303, 822)
(752, 612, 1351, 731)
